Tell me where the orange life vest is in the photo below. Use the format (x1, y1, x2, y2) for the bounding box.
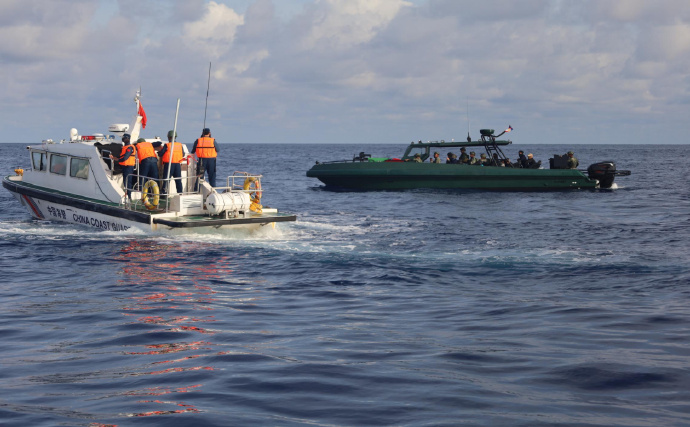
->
(162, 142, 184, 164)
(136, 141, 156, 161)
(196, 136, 217, 158)
(119, 145, 136, 167)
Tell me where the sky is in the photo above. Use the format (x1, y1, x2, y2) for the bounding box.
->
(0, 0, 689, 145)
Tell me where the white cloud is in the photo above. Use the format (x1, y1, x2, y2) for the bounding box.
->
(297, 0, 412, 50)
(0, 0, 102, 62)
(0, 0, 689, 144)
(182, 1, 245, 58)
(590, 0, 690, 24)
(635, 24, 690, 61)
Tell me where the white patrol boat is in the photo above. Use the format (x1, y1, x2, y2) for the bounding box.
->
(2, 93, 296, 232)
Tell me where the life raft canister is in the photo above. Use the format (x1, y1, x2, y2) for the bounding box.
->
(141, 179, 160, 210)
(243, 176, 262, 213)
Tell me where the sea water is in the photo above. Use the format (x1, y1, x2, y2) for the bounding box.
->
(0, 142, 689, 426)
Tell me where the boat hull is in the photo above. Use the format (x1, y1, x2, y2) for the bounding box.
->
(306, 162, 599, 190)
(3, 176, 296, 232)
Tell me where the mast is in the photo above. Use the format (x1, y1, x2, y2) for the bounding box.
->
(166, 99, 181, 187)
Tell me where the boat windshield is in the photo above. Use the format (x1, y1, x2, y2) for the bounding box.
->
(403, 145, 429, 161)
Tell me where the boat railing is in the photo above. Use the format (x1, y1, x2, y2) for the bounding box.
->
(119, 172, 263, 212)
(122, 172, 202, 212)
(223, 172, 263, 197)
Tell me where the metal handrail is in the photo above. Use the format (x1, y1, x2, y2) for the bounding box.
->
(120, 172, 264, 212)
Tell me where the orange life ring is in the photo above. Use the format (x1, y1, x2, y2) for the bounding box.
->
(141, 180, 160, 210)
(243, 176, 262, 213)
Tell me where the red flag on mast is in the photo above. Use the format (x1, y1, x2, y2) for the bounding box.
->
(138, 102, 147, 129)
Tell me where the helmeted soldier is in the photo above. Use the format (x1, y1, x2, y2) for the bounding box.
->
(566, 151, 579, 169)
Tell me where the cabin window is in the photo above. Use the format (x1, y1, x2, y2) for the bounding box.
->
(70, 158, 90, 180)
(50, 154, 68, 176)
(405, 146, 428, 160)
(32, 151, 47, 172)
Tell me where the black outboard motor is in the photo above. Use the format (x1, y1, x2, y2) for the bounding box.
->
(587, 161, 631, 189)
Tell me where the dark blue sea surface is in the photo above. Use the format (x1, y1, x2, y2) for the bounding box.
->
(1, 142, 689, 426)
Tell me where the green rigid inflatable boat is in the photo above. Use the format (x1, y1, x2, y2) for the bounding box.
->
(306, 129, 630, 191)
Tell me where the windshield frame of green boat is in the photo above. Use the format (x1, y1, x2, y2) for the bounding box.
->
(401, 140, 512, 162)
(313, 139, 512, 164)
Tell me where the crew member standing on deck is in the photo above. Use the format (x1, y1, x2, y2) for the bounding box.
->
(566, 151, 579, 169)
(110, 133, 136, 199)
(135, 138, 159, 186)
(159, 130, 187, 195)
(191, 128, 218, 187)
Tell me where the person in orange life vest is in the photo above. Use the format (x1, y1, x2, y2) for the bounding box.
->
(191, 127, 218, 187)
(135, 138, 158, 188)
(158, 130, 187, 195)
(109, 133, 136, 198)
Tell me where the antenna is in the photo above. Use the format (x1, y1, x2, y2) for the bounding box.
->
(466, 97, 471, 143)
(203, 62, 212, 129)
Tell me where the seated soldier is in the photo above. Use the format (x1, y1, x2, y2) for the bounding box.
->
(518, 150, 529, 168)
(459, 147, 469, 164)
(526, 153, 542, 169)
(468, 151, 479, 165)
